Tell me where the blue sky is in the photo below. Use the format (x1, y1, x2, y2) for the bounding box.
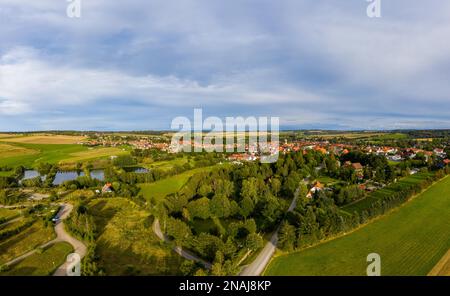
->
(0, 0, 450, 131)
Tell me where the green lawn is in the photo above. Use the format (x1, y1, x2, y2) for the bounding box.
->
(138, 166, 215, 202)
(1, 242, 73, 276)
(88, 198, 185, 275)
(316, 176, 339, 185)
(265, 175, 450, 275)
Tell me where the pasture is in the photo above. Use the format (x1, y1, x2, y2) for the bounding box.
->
(265, 175, 450, 276)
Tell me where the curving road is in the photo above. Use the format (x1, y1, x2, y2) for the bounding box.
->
(152, 185, 302, 276)
(52, 203, 87, 276)
(152, 219, 212, 269)
(3, 203, 87, 276)
(239, 186, 300, 276)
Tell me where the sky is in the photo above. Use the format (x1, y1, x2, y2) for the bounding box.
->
(0, 0, 450, 131)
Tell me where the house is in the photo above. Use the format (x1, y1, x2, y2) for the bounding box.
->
(351, 162, 364, 172)
(102, 183, 113, 193)
(388, 155, 402, 162)
(306, 181, 324, 199)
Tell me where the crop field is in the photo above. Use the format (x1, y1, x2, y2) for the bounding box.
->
(265, 175, 450, 276)
(88, 198, 184, 275)
(0, 141, 128, 168)
(341, 171, 434, 214)
(4, 135, 85, 144)
(0, 143, 39, 160)
(0, 220, 55, 265)
(138, 166, 215, 202)
(0, 142, 86, 167)
(1, 242, 73, 276)
(0, 134, 23, 139)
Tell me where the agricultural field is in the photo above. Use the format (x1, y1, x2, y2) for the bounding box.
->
(265, 175, 450, 276)
(0, 220, 55, 265)
(0, 134, 23, 139)
(0, 141, 129, 169)
(341, 171, 435, 214)
(88, 198, 184, 275)
(4, 134, 85, 145)
(138, 166, 215, 202)
(1, 242, 73, 276)
(0, 143, 39, 160)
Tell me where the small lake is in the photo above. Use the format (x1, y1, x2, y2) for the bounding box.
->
(21, 167, 148, 185)
(52, 170, 105, 185)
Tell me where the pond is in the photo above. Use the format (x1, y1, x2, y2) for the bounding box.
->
(123, 166, 149, 173)
(21, 169, 105, 185)
(20, 167, 148, 186)
(52, 170, 105, 185)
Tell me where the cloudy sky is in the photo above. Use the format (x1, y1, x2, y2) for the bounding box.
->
(0, 0, 450, 131)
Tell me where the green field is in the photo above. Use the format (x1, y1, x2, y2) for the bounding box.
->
(0, 141, 129, 168)
(138, 166, 215, 202)
(265, 175, 450, 275)
(88, 198, 184, 275)
(342, 172, 434, 214)
(1, 242, 73, 276)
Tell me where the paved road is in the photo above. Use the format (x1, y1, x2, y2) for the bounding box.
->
(52, 203, 87, 276)
(152, 219, 212, 269)
(239, 186, 300, 276)
(3, 203, 87, 276)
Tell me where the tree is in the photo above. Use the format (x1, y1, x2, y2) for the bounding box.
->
(278, 221, 296, 251)
(239, 196, 254, 219)
(165, 217, 192, 245)
(245, 233, 263, 251)
(241, 178, 258, 204)
(210, 194, 231, 218)
(187, 197, 211, 220)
